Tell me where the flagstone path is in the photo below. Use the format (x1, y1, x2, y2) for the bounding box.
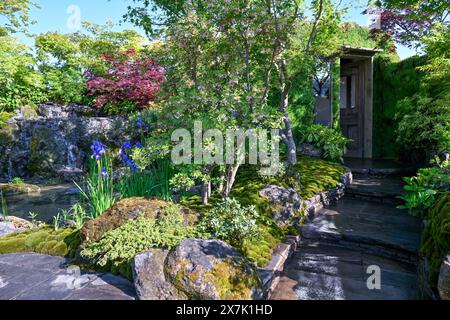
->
(271, 173, 423, 300)
(0, 253, 135, 300)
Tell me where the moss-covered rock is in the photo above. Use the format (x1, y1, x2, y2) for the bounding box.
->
(165, 238, 262, 300)
(80, 197, 197, 245)
(0, 122, 19, 145)
(0, 183, 41, 195)
(0, 227, 81, 257)
(20, 105, 38, 118)
(421, 191, 450, 289)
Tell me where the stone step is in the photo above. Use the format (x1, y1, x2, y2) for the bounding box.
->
(346, 175, 406, 204)
(343, 158, 416, 176)
(300, 197, 422, 261)
(270, 240, 419, 300)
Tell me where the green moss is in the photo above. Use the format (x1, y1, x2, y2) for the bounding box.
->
(205, 260, 261, 300)
(0, 112, 14, 128)
(294, 156, 346, 199)
(0, 122, 18, 145)
(0, 227, 81, 258)
(420, 191, 450, 289)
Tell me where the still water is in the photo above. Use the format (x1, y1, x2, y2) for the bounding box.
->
(3, 184, 80, 223)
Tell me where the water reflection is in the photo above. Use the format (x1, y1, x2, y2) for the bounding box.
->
(4, 184, 80, 223)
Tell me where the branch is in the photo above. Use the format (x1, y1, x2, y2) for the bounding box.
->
(305, 0, 324, 54)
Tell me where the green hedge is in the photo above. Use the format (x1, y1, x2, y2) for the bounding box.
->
(373, 55, 427, 159)
(420, 192, 450, 289)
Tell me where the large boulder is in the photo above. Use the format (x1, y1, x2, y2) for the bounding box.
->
(165, 239, 262, 300)
(80, 198, 197, 244)
(132, 249, 187, 300)
(0, 221, 17, 238)
(0, 183, 41, 195)
(259, 185, 304, 227)
(298, 143, 322, 158)
(438, 253, 450, 300)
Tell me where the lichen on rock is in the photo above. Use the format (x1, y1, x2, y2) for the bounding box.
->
(165, 238, 262, 300)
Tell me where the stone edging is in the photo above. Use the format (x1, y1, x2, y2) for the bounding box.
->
(258, 167, 352, 300)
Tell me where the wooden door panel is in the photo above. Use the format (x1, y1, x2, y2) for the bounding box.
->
(340, 63, 363, 158)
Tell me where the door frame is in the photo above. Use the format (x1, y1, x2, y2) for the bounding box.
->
(339, 53, 374, 159)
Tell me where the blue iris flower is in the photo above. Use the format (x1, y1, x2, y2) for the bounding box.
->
(136, 115, 146, 128)
(121, 141, 132, 150)
(135, 141, 143, 149)
(91, 141, 108, 162)
(100, 167, 107, 178)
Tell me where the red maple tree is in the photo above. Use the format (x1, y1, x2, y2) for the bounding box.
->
(87, 49, 165, 110)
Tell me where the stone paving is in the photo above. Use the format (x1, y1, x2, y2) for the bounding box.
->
(271, 175, 423, 300)
(0, 253, 135, 300)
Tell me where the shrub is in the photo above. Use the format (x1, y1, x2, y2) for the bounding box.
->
(199, 198, 259, 247)
(80, 205, 200, 279)
(296, 124, 349, 163)
(399, 158, 450, 217)
(396, 95, 450, 163)
(0, 35, 46, 112)
(9, 177, 24, 185)
(420, 192, 450, 289)
(86, 49, 165, 113)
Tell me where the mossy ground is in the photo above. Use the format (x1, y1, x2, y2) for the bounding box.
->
(421, 191, 450, 289)
(182, 156, 345, 267)
(0, 227, 81, 257)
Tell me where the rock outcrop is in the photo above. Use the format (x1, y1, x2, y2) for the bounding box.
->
(0, 103, 130, 180)
(259, 185, 304, 227)
(438, 253, 450, 300)
(165, 238, 262, 300)
(132, 249, 187, 300)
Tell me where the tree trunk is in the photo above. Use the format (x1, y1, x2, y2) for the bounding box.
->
(207, 180, 212, 197)
(201, 180, 209, 205)
(224, 164, 240, 198)
(278, 59, 297, 166)
(218, 173, 225, 193)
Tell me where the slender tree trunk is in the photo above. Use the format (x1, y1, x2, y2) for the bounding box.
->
(278, 59, 297, 166)
(207, 180, 211, 197)
(218, 172, 225, 193)
(201, 180, 209, 205)
(224, 163, 240, 198)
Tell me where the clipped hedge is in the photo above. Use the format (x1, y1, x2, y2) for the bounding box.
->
(421, 192, 450, 289)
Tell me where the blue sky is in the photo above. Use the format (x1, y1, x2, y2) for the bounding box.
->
(15, 0, 416, 59)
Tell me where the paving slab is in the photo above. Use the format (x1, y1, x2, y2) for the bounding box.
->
(0, 253, 135, 300)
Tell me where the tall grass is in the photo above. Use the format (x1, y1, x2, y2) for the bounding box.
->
(119, 159, 173, 201)
(0, 191, 7, 221)
(75, 155, 116, 218)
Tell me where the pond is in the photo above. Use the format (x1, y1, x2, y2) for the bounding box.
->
(2, 183, 80, 223)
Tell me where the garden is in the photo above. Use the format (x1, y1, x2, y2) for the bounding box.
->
(0, 0, 449, 301)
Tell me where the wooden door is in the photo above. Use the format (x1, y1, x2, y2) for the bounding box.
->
(340, 63, 364, 158)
